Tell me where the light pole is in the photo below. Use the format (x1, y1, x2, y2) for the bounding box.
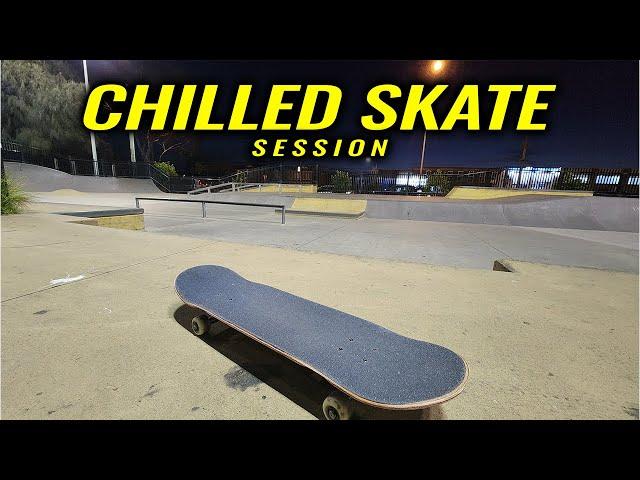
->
(129, 131, 137, 163)
(419, 60, 447, 180)
(82, 60, 100, 176)
(83, 61, 137, 172)
(419, 131, 427, 176)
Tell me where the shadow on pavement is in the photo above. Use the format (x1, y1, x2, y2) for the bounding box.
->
(174, 304, 445, 420)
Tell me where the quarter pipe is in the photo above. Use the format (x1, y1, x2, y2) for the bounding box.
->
(5, 162, 161, 193)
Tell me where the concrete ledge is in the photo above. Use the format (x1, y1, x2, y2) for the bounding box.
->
(284, 209, 364, 219)
(492, 260, 514, 272)
(56, 208, 145, 218)
(72, 214, 145, 230)
(447, 186, 593, 200)
(289, 198, 367, 216)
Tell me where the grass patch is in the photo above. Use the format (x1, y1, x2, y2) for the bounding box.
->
(1, 173, 31, 214)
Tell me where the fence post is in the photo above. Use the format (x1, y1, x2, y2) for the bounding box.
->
(617, 171, 630, 196)
(588, 169, 598, 192)
(281, 207, 285, 224)
(53, 157, 59, 170)
(71, 160, 77, 175)
(202, 202, 206, 218)
(555, 169, 564, 190)
(112, 164, 117, 177)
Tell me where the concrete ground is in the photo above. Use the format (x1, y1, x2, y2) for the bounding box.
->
(1, 203, 638, 419)
(30, 192, 639, 273)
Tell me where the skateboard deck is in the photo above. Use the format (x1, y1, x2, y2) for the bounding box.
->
(175, 265, 468, 411)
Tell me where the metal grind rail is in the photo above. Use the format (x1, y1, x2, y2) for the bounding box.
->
(134, 197, 286, 224)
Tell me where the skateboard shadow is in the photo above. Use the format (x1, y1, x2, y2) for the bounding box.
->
(174, 304, 445, 420)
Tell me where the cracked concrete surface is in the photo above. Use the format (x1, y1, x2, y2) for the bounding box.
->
(1, 209, 637, 419)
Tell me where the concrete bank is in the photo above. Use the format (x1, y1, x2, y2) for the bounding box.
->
(1, 211, 637, 419)
(192, 191, 639, 232)
(186, 191, 639, 232)
(365, 195, 639, 232)
(5, 161, 161, 193)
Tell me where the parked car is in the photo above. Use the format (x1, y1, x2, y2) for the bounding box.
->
(376, 184, 420, 195)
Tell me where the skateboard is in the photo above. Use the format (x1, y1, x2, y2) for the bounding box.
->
(175, 265, 468, 419)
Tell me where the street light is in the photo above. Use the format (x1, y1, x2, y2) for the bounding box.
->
(82, 60, 137, 177)
(419, 60, 448, 178)
(82, 60, 99, 176)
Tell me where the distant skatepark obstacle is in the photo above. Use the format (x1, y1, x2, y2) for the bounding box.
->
(5, 161, 161, 193)
(8, 161, 637, 232)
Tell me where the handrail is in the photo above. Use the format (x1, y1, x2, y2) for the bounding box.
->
(188, 182, 270, 195)
(134, 197, 286, 224)
(188, 182, 236, 195)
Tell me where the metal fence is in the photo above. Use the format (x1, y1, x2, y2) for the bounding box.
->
(2, 139, 638, 197)
(1, 138, 197, 193)
(314, 166, 638, 196)
(497, 166, 639, 196)
(1, 139, 152, 178)
(148, 167, 197, 193)
(317, 168, 497, 195)
(191, 164, 318, 190)
(191, 165, 495, 195)
(197, 164, 639, 197)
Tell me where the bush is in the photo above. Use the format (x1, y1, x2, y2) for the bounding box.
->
(2, 60, 91, 156)
(1, 173, 30, 214)
(153, 161, 177, 176)
(560, 173, 587, 190)
(331, 170, 352, 193)
(426, 169, 453, 195)
(235, 170, 248, 184)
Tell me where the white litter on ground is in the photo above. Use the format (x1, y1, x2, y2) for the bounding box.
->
(50, 275, 85, 285)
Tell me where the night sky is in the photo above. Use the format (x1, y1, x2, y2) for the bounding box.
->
(86, 60, 639, 171)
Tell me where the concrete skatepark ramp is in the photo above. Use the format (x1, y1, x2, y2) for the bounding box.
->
(207, 191, 638, 232)
(5, 162, 161, 193)
(7, 161, 637, 232)
(365, 195, 639, 232)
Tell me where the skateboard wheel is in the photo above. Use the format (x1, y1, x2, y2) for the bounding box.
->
(191, 314, 210, 336)
(322, 391, 354, 420)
